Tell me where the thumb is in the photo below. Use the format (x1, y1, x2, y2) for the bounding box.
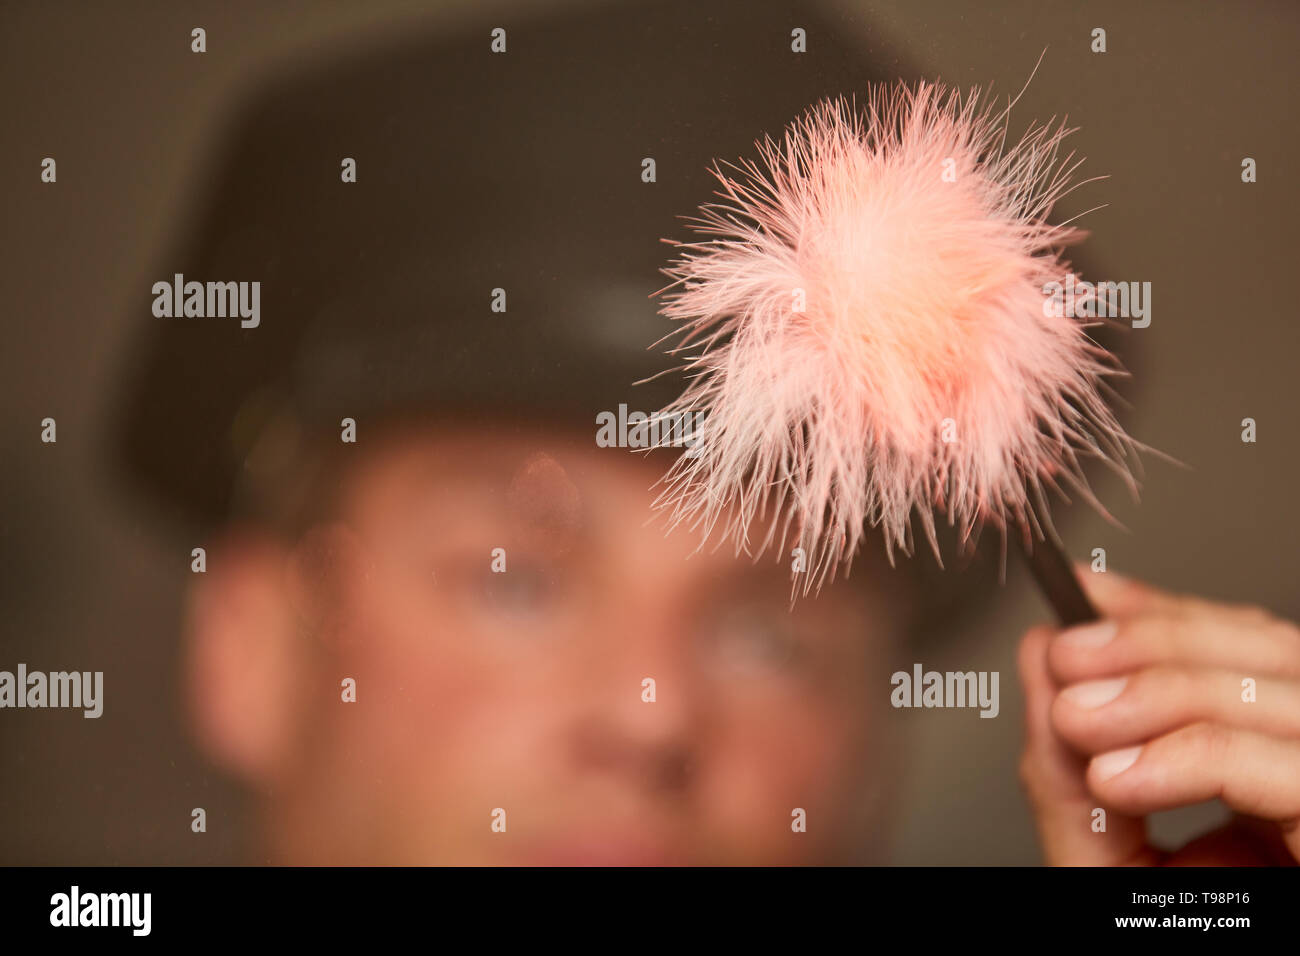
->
(1017, 624, 1152, 865)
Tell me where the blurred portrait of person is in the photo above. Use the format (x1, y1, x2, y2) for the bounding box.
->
(4, 0, 1297, 870)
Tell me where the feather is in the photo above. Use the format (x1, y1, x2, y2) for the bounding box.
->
(647, 79, 1138, 596)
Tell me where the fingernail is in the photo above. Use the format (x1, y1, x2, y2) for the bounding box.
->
(1060, 676, 1127, 709)
(1057, 620, 1117, 647)
(1092, 745, 1141, 781)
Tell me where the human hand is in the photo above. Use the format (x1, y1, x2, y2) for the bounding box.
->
(1018, 569, 1300, 865)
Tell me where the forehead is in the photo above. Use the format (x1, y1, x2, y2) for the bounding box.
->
(330, 420, 904, 604)
(333, 422, 709, 584)
(338, 422, 669, 536)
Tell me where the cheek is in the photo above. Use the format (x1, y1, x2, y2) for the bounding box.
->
(320, 568, 557, 803)
(699, 692, 860, 858)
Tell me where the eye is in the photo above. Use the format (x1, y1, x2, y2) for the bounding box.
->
(702, 603, 801, 674)
(477, 560, 560, 617)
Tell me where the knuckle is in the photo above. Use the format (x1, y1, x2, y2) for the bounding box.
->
(1046, 692, 1071, 733)
(1139, 664, 1192, 698)
(1017, 626, 1051, 674)
(1177, 720, 1230, 761)
(1269, 618, 1300, 646)
(1021, 624, 1054, 646)
(1122, 613, 1174, 659)
(1017, 752, 1044, 796)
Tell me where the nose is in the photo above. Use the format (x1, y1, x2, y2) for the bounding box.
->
(567, 603, 701, 795)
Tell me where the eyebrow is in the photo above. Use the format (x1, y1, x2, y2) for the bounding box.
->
(388, 460, 591, 557)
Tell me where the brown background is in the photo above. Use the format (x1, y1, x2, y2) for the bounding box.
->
(1, 0, 1296, 864)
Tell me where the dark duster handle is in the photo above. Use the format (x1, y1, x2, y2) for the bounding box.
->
(1018, 533, 1099, 626)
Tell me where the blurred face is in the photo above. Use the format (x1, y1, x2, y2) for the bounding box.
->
(194, 424, 907, 864)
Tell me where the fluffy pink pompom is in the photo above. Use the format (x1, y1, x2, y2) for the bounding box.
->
(649, 79, 1138, 595)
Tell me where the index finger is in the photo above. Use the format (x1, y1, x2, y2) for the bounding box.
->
(1071, 564, 1182, 618)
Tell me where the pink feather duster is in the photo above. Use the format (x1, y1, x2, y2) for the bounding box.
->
(649, 78, 1139, 599)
